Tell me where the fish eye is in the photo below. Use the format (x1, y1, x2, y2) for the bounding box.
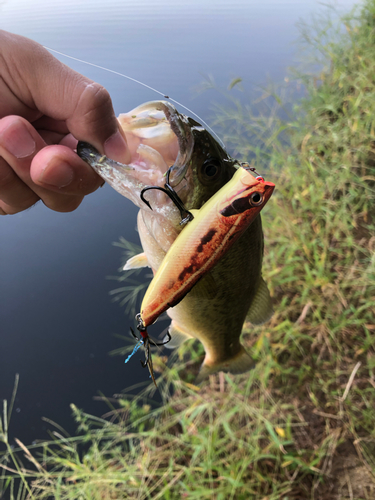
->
(249, 192, 263, 206)
(202, 158, 221, 180)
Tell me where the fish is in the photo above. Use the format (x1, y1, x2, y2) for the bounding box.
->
(77, 100, 274, 383)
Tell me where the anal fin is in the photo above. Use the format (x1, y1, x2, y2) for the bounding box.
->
(196, 345, 255, 384)
(163, 322, 193, 350)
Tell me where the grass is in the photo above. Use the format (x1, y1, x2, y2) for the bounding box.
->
(1, 0, 375, 498)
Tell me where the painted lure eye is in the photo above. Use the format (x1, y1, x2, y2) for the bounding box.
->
(249, 191, 263, 206)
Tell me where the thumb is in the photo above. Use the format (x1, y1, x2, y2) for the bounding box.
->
(64, 79, 131, 163)
(1, 31, 130, 162)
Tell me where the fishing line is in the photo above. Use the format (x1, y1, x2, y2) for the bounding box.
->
(44, 47, 226, 149)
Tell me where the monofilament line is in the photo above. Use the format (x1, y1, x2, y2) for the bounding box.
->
(44, 47, 225, 148)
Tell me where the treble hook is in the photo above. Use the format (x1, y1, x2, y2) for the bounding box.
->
(128, 314, 172, 387)
(140, 168, 194, 225)
(240, 162, 265, 182)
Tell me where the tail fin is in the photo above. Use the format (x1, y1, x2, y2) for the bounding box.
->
(195, 345, 255, 384)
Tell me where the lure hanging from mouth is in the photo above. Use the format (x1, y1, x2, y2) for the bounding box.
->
(129, 165, 274, 386)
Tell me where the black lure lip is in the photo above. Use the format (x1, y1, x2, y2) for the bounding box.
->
(140, 168, 194, 225)
(129, 315, 172, 387)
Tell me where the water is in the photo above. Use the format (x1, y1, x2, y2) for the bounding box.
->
(0, 0, 359, 445)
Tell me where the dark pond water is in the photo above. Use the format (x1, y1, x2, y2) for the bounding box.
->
(0, 0, 358, 446)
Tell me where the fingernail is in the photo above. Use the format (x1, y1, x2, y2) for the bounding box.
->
(39, 160, 74, 188)
(104, 130, 129, 163)
(4, 121, 36, 158)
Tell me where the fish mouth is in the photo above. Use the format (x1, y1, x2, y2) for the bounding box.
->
(77, 101, 196, 213)
(78, 101, 269, 220)
(118, 100, 195, 189)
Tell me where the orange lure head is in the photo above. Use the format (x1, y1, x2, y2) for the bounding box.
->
(218, 167, 275, 222)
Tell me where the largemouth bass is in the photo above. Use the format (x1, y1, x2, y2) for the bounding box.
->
(77, 101, 274, 382)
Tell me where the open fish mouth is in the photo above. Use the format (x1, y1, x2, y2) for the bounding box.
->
(118, 101, 195, 187)
(77, 101, 195, 214)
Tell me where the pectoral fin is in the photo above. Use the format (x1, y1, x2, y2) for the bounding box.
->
(163, 322, 193, 349)
(246, 277, 273, 325)
(123, 252, 150, 270)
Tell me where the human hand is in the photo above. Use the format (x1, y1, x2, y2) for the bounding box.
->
(0, 30, 130, 215)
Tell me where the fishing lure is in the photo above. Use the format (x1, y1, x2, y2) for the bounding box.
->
(136, 164, 274, 333)
(124, 163, 274, 387)
(141, 162, 265, 224)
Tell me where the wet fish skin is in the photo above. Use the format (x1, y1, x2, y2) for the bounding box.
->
(177, 116, 237, 210)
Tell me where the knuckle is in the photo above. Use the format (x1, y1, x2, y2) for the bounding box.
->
(81, 83, 113, 118)
(73, 82, 116, 137)
(87, 82, 112, 106)
(0, 157, 40, 212)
